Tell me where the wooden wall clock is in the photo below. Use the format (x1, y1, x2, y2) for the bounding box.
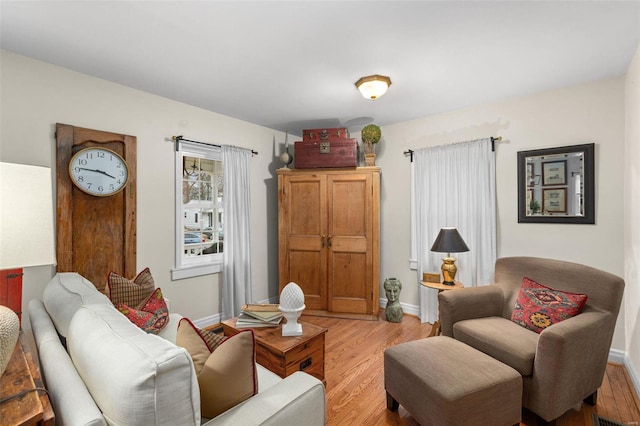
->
(55, 123, 137, 293)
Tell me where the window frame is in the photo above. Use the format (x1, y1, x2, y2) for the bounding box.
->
(171, 141, 223, 280)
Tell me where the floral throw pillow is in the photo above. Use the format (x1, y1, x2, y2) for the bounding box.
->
(117, 287, 169, 334)
(106, 267, 155, 308)
(511, 277, 588, 333)
(176, 318, 257, 418)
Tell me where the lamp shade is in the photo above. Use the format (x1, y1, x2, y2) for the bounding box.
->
(0, 162, 56, 269)
(355, 74, 392, 100)
(430, 228, 469, 254)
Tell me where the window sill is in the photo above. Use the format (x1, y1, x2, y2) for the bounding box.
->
(171, 261, 222, 280)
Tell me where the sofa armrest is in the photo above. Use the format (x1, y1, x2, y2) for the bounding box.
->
(438, 285, 504, 337)
(29, 300, 107, 426)
(531, 310, 614, 420)
(203, 372, 325, 426)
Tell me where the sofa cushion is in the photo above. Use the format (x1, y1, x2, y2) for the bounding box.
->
(68, 303, 200, 426)
(116, 288, 169, 334)
(453, 316, 538, 376)
(43, 273, 111, 338)
(176, 318, 257, 419)
(511, 277, 588, 333)
(106, 267, 155, 308)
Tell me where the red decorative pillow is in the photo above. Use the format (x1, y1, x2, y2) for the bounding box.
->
(511, 277, 588, 333)
(117, 287, 169, 334)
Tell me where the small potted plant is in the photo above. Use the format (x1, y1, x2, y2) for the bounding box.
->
(361, 124, 381, 166)
(529, 198, 541, 214)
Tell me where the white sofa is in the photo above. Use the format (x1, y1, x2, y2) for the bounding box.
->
(28, 273, 326, 426)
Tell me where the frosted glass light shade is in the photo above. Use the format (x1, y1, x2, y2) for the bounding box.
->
(355, 75, 392, 100)
(0, 163, 56, 269)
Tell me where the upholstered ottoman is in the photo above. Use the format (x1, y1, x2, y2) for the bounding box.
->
(384, 336, 522, 426)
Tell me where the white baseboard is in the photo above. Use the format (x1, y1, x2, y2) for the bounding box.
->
(378, 299, 420, 318)
(193, 313, 221, 329)
(609, 348, 626, 364)
(624, 353, 640, 399)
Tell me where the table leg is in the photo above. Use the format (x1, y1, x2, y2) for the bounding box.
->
(428, 320, 441, 337)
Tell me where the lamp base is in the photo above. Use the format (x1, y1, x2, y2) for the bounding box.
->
(0, 305, 20, 377)
(441, 257, 458, 286)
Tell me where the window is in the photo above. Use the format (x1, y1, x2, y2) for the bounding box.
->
(172, 142, 224, 280)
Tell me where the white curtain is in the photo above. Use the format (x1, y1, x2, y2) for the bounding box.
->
(414, 138, 496, 323)
(221, 145, 253, 319)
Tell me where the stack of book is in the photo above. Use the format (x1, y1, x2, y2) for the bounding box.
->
(236, 304, 283, 328)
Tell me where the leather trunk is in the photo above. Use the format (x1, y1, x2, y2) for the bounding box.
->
(294, 139, 358, 168)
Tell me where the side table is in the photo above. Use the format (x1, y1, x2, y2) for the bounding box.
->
(222, 318, 327, 384)
(0, 333, 54, 425)
(421, 280, 464, 337)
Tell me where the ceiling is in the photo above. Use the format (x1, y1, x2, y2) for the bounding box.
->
(1, 1, 639, 136)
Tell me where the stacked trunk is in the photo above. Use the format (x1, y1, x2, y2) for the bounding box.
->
(294, 127, 358, 169)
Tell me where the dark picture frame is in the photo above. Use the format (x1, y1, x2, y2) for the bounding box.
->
(542, 188, 567, 213)
(542, 160, 567, 186)
(518, 143, 595, 224)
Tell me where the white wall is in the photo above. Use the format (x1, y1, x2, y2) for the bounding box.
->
(1, 49, 631, 358)
(625, 45, 640, 387)
(0, 50, 285, 335)
(378, 77, 626, 352)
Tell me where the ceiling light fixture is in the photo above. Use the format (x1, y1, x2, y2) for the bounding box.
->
(355, 74, 392, 100)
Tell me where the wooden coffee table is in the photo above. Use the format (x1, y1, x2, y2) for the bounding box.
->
(222, 318, 327, 383)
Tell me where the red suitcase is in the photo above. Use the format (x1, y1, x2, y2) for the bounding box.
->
(302, 127, 349, 142)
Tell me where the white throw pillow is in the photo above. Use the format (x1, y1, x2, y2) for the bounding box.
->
(43, 273, 111, 338)
(68, 303, 200, 426)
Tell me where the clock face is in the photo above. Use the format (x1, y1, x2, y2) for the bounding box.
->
(68, 147, 129, 196)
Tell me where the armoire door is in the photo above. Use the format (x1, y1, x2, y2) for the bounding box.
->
(326, 173, 374, 314)
(278, 173, 327, 310)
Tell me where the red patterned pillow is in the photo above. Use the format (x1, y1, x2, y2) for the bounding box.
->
(511, 277, 588, 333)
(117, 287, 169, 334)
(106, 267, 155, 308)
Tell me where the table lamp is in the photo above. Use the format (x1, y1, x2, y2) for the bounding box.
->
(0, 162, 56, 376)
(430, 227, 469, 286)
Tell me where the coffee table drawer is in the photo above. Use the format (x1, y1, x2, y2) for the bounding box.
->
(283, 333, 324, 380)
(257, 332, 324, 380)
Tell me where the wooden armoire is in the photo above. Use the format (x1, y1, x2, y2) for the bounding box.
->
(277, 167, 380, 317)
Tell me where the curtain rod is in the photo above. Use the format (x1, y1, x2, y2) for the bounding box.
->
(403, 136, 502, 161)
(172, 135, 258, 155)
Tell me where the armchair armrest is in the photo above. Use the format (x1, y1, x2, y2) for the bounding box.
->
(438, 285, 504, 337)
(203, 372, 325, 426)
(531, 310, 614, 420)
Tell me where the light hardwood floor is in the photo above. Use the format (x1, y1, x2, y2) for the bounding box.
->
(299, 313, 640, 426)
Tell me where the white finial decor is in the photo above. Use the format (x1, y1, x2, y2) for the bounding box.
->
(279, 282, 305, 336)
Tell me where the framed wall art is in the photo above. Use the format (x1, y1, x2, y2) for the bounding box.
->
(543, 188, 567, 213)
(542, 160, 567, 186)
(517, 143, 595, 224)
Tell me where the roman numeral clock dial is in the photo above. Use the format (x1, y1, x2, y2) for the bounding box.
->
(68, 147, 129, 196)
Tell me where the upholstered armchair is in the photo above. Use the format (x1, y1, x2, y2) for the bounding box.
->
(438, 256, 624, 423)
